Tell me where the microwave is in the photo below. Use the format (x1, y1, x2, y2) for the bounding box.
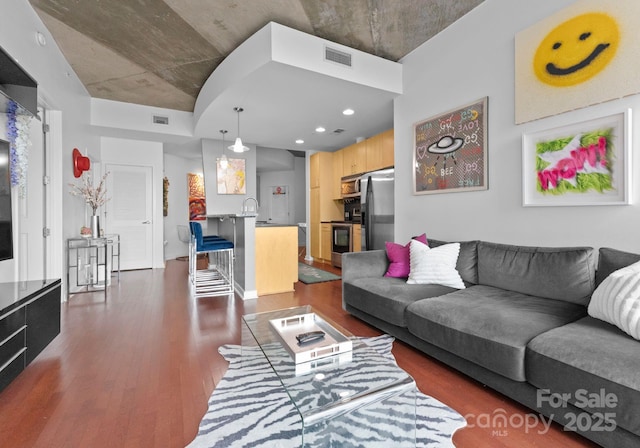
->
(341, 174, 361, 198)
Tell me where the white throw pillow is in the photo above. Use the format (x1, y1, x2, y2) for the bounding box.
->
(407, 240, 465, 289)
(588, 260, 640, 341)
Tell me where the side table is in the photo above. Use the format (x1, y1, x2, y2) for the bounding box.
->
(66, 234, 120, 300)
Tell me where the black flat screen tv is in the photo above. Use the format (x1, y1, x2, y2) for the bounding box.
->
(0, 139, 13, 261)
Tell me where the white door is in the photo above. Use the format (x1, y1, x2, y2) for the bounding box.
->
(105, 164, 153, 270)
(269, 185, 289, 224)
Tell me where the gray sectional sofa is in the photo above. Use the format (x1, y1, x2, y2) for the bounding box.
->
(342, 240, 640, 448)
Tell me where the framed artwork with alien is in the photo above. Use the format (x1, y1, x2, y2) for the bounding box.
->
(413, 97, 488, 195)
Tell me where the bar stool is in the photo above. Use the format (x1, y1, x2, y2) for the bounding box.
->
(189, 221, 226, 243)
(188, 222, 234, 298)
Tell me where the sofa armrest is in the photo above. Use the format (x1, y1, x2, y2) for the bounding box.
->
(341, 250, 389, 311)
(342, 250, 389, 283)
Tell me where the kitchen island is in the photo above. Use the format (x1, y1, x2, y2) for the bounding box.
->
(207, 215, 298, 298)
(255, 224, 298, 296)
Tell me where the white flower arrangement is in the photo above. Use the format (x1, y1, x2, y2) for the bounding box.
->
(68, 172, 110, 215)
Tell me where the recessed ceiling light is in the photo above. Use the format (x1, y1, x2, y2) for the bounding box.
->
(295, 139, 304, 144)
(342, 108, 355, 116)
(315, 127, 326, 133)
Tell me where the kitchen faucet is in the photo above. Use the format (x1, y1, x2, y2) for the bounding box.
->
(242, 197, 259, 215)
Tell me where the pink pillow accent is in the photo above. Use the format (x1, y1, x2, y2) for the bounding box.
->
(384, 234, 428, 278)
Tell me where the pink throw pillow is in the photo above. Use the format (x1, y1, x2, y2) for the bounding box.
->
(384, 234, 428, 278)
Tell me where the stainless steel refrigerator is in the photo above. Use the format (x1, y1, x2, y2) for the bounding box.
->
(360, 168, 394, 251)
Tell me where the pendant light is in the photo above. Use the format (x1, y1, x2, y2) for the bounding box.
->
(229, 107, 250, 153)
(219, 129, 229, 170)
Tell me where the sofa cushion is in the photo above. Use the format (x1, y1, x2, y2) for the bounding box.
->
(343, 277, 457, 327)
(384, 233, 428, 278)
(477, 242, 595, 305)
(428, 239, 479, 284)
(588, 260, 640, 340)
(526, 317, 640, 437)
(407, 241, 465, 289)
(405, 285, 586, 381)
(596, 247, 640, 287)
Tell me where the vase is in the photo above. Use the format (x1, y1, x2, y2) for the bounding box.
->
(90, 215, 100, 238)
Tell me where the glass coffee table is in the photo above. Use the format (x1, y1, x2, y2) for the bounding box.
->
(242, 305, 417, 446)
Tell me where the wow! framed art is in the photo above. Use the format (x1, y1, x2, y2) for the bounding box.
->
(522, 110, 632, 206)
(413, 97, 488, 195)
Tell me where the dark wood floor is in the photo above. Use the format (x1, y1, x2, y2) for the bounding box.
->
(0, 257, 597, 447)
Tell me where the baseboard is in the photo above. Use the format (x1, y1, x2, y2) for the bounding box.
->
(234, 281, 258, 300)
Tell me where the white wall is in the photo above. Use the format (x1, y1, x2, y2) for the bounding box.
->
(257, 156, 306, 244)
(91, 98, 194, 142)
(394, 0, 640, 254)
(0, 2, 93, 282)
(163, 151, 204, 260)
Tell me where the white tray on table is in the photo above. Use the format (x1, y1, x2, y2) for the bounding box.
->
(269, 312, 353, 365)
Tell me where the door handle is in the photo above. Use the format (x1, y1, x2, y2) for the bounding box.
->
(142, 220, 151, 224)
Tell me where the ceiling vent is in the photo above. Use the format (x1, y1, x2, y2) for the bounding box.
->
(153, 115, 169, 125)
(333, 128, 345, 134)
(325, 46, 352, 67)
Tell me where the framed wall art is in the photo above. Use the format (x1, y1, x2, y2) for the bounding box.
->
(413, 97, 488, 195)
(522, 109, 632, 206)
(217, 158, 246, 195)
(515, 1, 640, 124)
(187, 172, 206, 220)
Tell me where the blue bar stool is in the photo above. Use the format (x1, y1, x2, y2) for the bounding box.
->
(188, 222, 234, 297)
(189, 222, 226, 243)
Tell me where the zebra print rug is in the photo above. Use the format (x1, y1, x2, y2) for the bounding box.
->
(187, 335, 466, 447)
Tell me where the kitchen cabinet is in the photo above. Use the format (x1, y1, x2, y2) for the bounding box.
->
(366, 129, 394, 172)
(310, 188, 320, 259)
(365, 133, 383, 172)
(338, 129, 394, 179)
(310, 151, 321, 188)
(321, 223, 332, 261)
(310, 152, 334, 191)
(380, 129, 394, 168)
(352, 224, 361, 252)
(342, 142, 366, 175)
(310, 152, 342, 261)
(332, 150, 343, 200)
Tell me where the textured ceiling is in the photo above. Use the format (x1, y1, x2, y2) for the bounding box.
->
(29, 0, 484, 112)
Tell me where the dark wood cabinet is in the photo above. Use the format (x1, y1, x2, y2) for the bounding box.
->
(25, 285, 61, 364)
(0, 279, 61, 392)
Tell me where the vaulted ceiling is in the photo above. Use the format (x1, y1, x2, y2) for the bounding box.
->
(29, 0, 483, 113)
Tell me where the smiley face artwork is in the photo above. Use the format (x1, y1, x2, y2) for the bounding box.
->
(533, 13, 620, 87)
(515, 1, 640, 124)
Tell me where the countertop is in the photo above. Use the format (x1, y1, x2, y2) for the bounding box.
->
(256, 222, 297, 227)
(207, 213, 258, 220)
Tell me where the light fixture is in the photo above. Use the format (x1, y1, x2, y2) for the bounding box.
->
(219, 130, 229, 170)
(35, 31, 46, 47)
(229, 107, 250, 153)
(295, 139, 304, 145)
(342, 108, 355, 116)
(315, 126, 326, 133)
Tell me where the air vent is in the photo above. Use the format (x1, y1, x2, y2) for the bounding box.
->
(333, 128, 345, 134)
(325, 46, 352, 67)
(153, 115, 169, 125)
